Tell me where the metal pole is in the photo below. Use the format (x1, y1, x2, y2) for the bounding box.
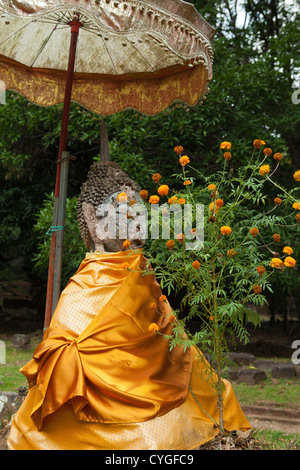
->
(52, 151, 70, 313)
(44, 18, 82, 330)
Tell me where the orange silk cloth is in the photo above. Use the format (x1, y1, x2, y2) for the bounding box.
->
(0, 55, 208, 116)
(20, 250, 192, 431)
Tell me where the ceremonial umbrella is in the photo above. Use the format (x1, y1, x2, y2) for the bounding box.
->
(0, 0, 215, 328)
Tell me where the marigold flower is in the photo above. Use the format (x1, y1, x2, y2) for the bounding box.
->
(117, 192, 128, 202)
(149, 195, 160, 204)
(253, 139, 265, 149)
(274, 153, 282, 161)
(263, 148, 272, 156)
(256, 266, 266, 276)
(210, 316, 215, 321)
(123, 239, 131, 249)
(223, 152, 232, 161)
(174, 145, 184, 155)
(220, 141, 231, 150)
(159, 295, 167, 303)
(283, 246, 293, 255)
(157, 185, 169, 196)
(169, 314, 176, 324)
(178, 198, 186, 205)
(227, 249, 237, 257)
(176, 233, 185, 243)
(295, 214, 300, 223)
(284, 256, 296, 268)
(192, 260, 201, 270)
(168, 196, 178, 204)
(274, 197, 282, 206)
(179, 155, 190, 166)
(139, 189, 148, 200)
(207, 184, 217, 191)
(129, 199, 136, 206)
(270, 258, 284, 269)
(250, 227, 259, 237)
(166, 240, 175, 250)
(272, 234, 281, 242)
(216, 199, 224, 208)
(293, 202, 300, 211)
(259, 164, 270, 176)
(152, 173, 161, 183)
(253, 285, 262, 294)
(148, 323, 159, 333)
(149, 302, 157, 311)
(121, 262, 130, 270)
(220, 226, 231, 235)
(294, 170, 300, 182)
(183, 180, 192, 185)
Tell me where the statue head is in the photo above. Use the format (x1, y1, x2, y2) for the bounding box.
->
(77, 161, 146, 252)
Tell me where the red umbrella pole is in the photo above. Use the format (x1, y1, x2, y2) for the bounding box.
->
(44, 18, 82, 330)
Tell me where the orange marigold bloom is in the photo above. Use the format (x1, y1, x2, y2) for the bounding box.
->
(129, 199, 136, 206)
(227, 249, 237, 257)
(192, 260, 201, 270)
(139, 189, 149, 200)
(178, 198, 186, 205)
(157, 184, 169, 196)
(150, 302, 157, 310)
(166, 239, 175, 250)
(223, 152, 232, 161)
(270, 258, 284, 269)
(207, 184, 217, 191)
(169, 314, 176, 323)
(148, 323, 159, 333)
(216, 198, 224, 208)
(121, 262, 130, 270)
(159, 295, 167, 303)
(284, 256, 296, 268)
(253, 139, 265, 149)
(274, 197, 282, 206)
(283, 246, 293, 255)
(293, 202, 300, 211)
(210, 316, 215, 321)
(117, 192, 128, 202)
(259, 164, 270, 176)
(293, 170, 300, 182)
(123, 239, 131, 248)
(263, 148, 272, 156)
(176, 233, 185, 243)
(274, 153, 282, 161)
(209, 202, 220, 213)
(220, 141, 231, 150)
(272, 234, 281, 242)
(253, 285, 262, 294)
(183, 180, 192, 185)
(250, 227, 259, 237)
(220, 226, 231, 235)
(152, 173, 162, 183)
(168, 196, 178, 204)
(149, 195, 160, 204)
(295, 214, 300, 223)
(174, 145, 184, 155)
(256, 266, 266, 276)
(179, 155, 190, 166)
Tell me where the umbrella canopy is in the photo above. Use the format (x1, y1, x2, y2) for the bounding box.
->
(0, 0, 215, 328)
(0, 0, 214, 115)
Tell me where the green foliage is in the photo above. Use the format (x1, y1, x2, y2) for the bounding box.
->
(32, 193, 86, 288)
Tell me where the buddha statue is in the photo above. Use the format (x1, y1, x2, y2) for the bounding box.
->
(76, 161, 146, 253)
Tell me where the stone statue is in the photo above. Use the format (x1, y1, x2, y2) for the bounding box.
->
(77, 161, 146, 253)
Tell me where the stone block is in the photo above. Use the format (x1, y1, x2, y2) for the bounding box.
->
(236, 368, 267, 385)
(228, 352, 256, 366)
(271, 363, 295, 379)
(12, 333, 31, 349)
(0, 391, 18, 418)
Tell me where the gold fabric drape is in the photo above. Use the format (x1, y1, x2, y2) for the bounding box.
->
(8, 250, 251, 450)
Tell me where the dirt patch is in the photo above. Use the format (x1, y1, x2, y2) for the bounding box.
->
(242, 402, 300, 435)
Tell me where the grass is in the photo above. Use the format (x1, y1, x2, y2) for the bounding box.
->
(0, 334, 42, 392)
(252, 428, 300, 450)
(233, 376, 300, 407)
